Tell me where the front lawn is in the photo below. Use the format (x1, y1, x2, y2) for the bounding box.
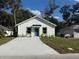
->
(0, 37, 14, 45)
(41, 36, 79, 54)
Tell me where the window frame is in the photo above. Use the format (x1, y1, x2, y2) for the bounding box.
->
(27, 27, 31, 34)
(43, 27, 47, 34)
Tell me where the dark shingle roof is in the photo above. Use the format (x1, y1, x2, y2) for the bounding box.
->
(71, 25, 79, 29)
(61, 25, 79, 30)
(0, 25, 12, 31)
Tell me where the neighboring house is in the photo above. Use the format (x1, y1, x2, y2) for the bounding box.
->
(59, 25, 79, 38)
(0, 25, 13, 36)
(16, 16, 56, 37)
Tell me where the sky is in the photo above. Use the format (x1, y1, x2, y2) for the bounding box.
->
(22, 0, 79, 21)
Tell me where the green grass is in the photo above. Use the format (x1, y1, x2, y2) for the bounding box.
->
(41, 36, 79, 54)
(0, 37, 14, 45)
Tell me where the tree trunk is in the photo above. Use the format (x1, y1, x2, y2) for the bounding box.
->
(13, 9, 17, 37)
(14, 9, 17, 27)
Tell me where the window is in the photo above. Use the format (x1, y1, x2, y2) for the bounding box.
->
(27, 27, 31, 33)
(43, 27, 47, 34)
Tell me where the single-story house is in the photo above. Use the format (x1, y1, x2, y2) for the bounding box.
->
(0, 25, 13, 36)
(16, 16, 56, 37)
(59, 25, 79, 38)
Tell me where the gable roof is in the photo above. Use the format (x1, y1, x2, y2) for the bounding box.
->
(60, 25, 79, 31)
(69, 25, 79, 29)
(16, 15, 57, 27)
(0, 25, 12, 31)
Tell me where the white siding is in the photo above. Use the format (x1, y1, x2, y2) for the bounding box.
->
(60, 28, 79, 38)
(5, 31, 13, 36)
(60, 29, 74, 35)
(18, 18, 55, 37)
(74, 31, 79, 38)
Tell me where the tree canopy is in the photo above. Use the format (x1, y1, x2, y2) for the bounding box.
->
(43, 0, 59, 25)
(16, 9, 34, 23)
(0, 0, 79, 30)
(60, 2, 79, 26)
(0, 0, 34, 29)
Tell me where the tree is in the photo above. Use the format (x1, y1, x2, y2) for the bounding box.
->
(60, 2, 79, 26)
(8, 0, 22, 36)
(0, 0, 22, 36)
(0, 10, 14, 27)
(44, 0, 58, 16)
(60, 4, 70, 23)
(71, 2, 79, 24)
(43, 0, 59, 25)
(9, 0, 22, 26)
(0, 0, 8, 10)
(16, 9, 34, 23)
(0, 0, 22, 26)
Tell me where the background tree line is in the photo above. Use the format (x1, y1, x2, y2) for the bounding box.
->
(0, 0, 34, 28)
(0, 0, 79, 32)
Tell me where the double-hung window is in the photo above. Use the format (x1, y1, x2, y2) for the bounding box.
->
(27, 27, 31, 34)
(43, 27, 47, 34)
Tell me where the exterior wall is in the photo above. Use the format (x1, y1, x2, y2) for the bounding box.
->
(5, 31, 13, 36)
(18, 18, 55, 37)
(74, 30, 79, 38)
(59, 29, 74, 37)
(60, 28, 79, 38)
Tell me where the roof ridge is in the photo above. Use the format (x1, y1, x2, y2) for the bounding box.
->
(16, 15, 56, 27)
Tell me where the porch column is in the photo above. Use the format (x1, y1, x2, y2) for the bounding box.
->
(31, 27, 35, 37)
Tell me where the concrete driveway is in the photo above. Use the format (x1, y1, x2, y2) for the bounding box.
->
(0, 37, 79, 59)
(0, 37, 58, 56)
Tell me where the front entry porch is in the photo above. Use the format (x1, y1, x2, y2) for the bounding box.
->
(26, 25, 41, 37)
(32, 25, 41, 37)
(34, 28, 39, 36)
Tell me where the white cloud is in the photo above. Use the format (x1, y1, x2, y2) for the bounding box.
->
(54, 16, 60, 19)
(30, 10, 41, 15)
(74, 0, 79, 2)
(54, 16, 63, 21)
(27, 9, 41, 16)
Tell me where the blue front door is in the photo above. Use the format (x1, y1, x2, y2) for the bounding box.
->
(35, 28, 39, 36)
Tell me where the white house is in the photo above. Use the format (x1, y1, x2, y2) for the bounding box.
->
(16, 16, 56, 37)
(0, 25, 13, 36)
(59, 25, 79, 38)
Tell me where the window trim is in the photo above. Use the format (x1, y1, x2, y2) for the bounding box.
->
(27, 27, 31, 34)
(43, 27, 47, 34)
